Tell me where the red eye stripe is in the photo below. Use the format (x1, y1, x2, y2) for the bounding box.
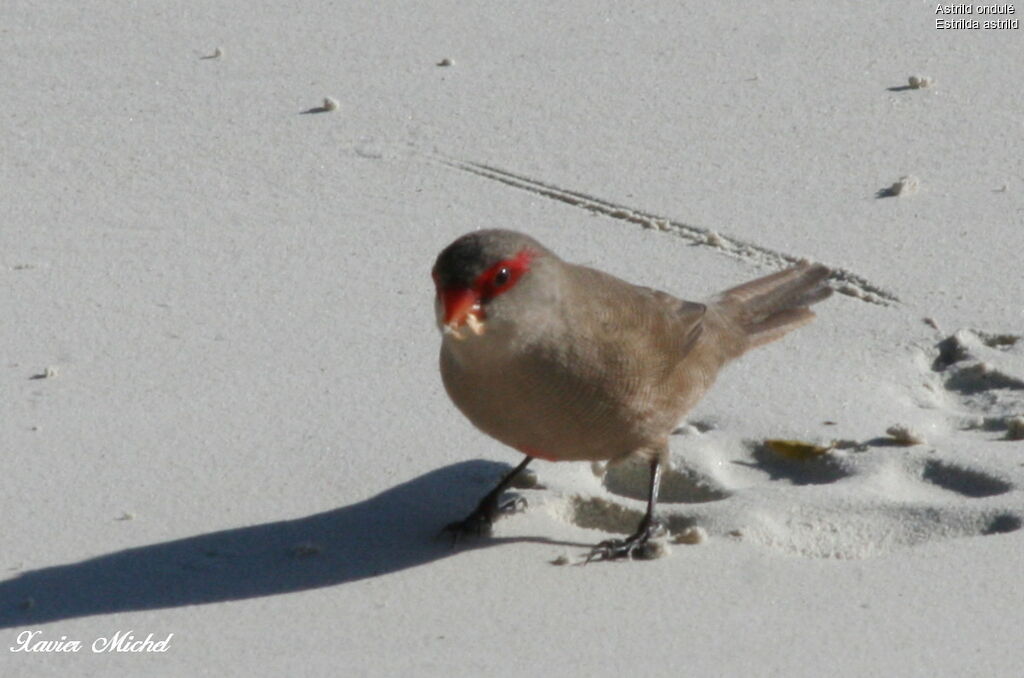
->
(473, 249, 534, 302)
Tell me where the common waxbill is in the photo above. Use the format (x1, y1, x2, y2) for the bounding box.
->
(432, 229, 832, 561)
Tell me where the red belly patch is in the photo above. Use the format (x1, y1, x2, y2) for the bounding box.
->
(519, 446, 560, 462)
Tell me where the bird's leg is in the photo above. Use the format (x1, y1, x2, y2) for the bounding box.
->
(443, 456, 533, 543)
(586, 458, 665, 562)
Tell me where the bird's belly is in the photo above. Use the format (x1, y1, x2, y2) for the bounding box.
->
(440, 346, 653, 462)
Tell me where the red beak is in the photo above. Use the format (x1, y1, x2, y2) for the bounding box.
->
(440, 287, 479, 328)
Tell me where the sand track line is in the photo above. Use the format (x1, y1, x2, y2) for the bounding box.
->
(435, 155, 899, 306)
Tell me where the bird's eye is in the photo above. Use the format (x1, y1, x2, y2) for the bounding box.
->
(473, 252, 533, 303)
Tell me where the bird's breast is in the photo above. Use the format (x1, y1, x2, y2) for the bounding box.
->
(439, 334, 663, 462)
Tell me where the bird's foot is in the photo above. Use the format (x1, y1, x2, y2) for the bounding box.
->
(584, 519, 667, 563)
(441, 495, 527, 545)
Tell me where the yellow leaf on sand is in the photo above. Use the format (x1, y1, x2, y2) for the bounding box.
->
(764, 439, 833, 461)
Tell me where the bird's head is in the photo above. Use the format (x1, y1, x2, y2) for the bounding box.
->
(431, 230, 557, 342)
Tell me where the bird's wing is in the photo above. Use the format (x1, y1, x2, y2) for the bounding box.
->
(550, 264, 719, 445)
(564, 264, 708, 364)
(637, 288, 706, 357)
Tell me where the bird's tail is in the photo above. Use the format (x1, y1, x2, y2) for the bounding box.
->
(713, 262, 832, 352)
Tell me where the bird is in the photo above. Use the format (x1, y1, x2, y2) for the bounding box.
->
(431, 229, 832, 561)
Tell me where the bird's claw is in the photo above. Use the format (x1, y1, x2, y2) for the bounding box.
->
(440, 495, 527, 546)
(442, 513, 493, 543)
(583, 519, 666, 563)
(499, 496, 528, 514)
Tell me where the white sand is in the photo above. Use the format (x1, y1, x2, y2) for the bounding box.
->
(3, 2, 1023, 676)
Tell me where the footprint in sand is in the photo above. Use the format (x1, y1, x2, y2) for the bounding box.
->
(552, 437, 1020, 560)
(929, 328, 1024, 438)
